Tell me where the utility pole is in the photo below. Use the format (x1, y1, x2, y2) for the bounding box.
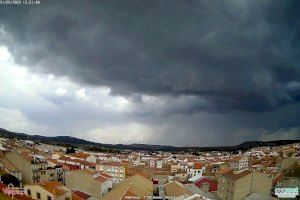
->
(248, 153, 254, 195)
(250, 170, 254, 195)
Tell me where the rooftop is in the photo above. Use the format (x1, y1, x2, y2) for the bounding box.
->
(27, 181, 70, 197)
(220, 170, 252, 180)
(164, 181, 193, 197)
(101, 174, 153, 200)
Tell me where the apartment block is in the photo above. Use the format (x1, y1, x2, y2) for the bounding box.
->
(96, 162, 127, 183)
(217, 170, 272, 200)
(0, 157, 22, 185)
(6, 151, 63, 184)
(171, 164, 181, 173)
(25, 181, 72, 200)
(65, 169, 112, 199)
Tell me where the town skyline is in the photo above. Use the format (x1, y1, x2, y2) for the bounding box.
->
(0, 132, 298, 200)
(1, 127, 299, 149)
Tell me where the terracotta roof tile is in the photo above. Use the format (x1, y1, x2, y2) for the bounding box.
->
(69, 153, 90, 159)
(221, 170, 252, 180)
(194, 163, 202, 169)
(72, 190, 91, 200)
(164, 181, 193, 197)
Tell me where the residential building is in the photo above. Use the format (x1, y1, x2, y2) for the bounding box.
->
(6, 151, 63, 184)
(65, 169, 112, 199)
(230, 161, 239, 170)
(96, 162, 127, 183)
(171, 164, 180, 173)
(0, 168, 21, 187)
(230, 156, 249, 171)
(174, 173, 188, 183)
(238, 156, 249, 170)
(68, 153, 97, 163)
(185, 184, 220, 200)
(194, 177, 218, 192)
(0, 157, 22, 185)
(57, 156, 95, 170)
(150, 159, 155, 168)
(156, 159, 163, 168)
(164, 181, 193, 198)
(276, 165, 300, 189)
(25, 181, 72, 200)
(276, 157, 296, 172)
(71, 190, 99, 200)
(51, 153, 62, 160)
(101, 174, 153, 200)
(133, 156, 141, 166)
(187, 163, 204, 178)
(217, 170, 272, 200)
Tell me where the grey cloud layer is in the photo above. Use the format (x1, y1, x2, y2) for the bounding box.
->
(0, 0, 299, 114)
(0, 0, 299, 145)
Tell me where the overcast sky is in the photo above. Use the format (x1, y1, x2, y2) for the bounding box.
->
(0, 0, 299, 146)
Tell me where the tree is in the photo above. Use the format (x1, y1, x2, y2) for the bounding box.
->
(66, 146, 76, 154)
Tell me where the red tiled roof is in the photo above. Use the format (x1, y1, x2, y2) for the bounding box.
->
(37, 181, 67, 196)
(272, 172, 284, 185)
(221, 170, 252, 180)
(78, 160, 96, 167)
(194, 163, 202, 169)
(58, 156, 73, 162)
(69, 153, 90, 159)
(48, 159, 60, 165)
(98, 161, 127, 167)
(219, 167, 234, 174)
(194, 177, 218, 192)
(94, 176, 108, 183)
(267, 161, 276, 167)
(72, 190, 91, 200)
(99, 172, 111, 178)
(64, 163, 80, 170)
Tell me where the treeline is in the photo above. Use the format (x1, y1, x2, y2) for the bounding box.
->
(83, 146, 121, 153)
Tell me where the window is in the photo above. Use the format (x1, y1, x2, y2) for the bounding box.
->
(27, 189, 31, 196)
(47, 196, 52, 200)
(37, 192, 41, 199)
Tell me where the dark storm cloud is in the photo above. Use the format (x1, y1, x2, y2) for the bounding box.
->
(0, 0, 299, 114)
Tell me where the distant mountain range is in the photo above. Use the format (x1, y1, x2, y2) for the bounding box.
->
(0, 128, 299, 152)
